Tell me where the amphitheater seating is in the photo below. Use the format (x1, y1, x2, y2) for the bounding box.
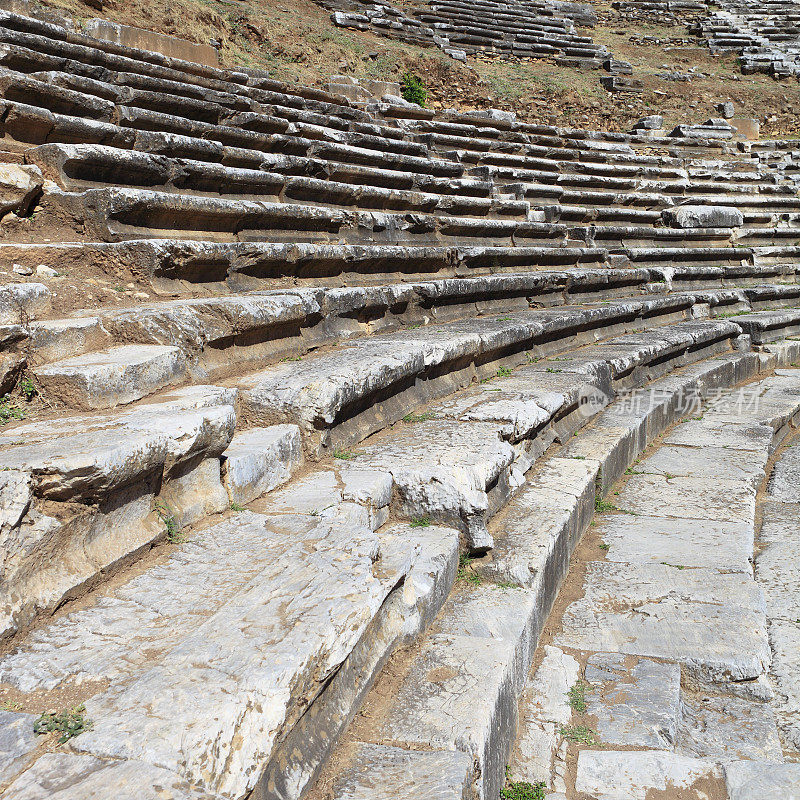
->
(1, 5, 800, 799)
(697, 0, 800, 78)
(319, 0, 607, 65)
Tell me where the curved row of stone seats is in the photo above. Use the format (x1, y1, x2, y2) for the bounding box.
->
(324, 0, 605, 65)
(9, 260, 800, 413)
(0, 307, 785, 800)
(3, 267, 796, 641)
(325, 352, 800, 800)
(411, 0, 606, 64)
(696, 0, 800, 78)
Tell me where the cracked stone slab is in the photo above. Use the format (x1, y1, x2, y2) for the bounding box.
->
(755, 537, 800, 621)
(575, 750, 723, 800)
(555, 562, 769, 683)
(634, 443, 768, 489)
(220, 425, 302, 506)
(767, 618, 800, 751)
(377, 586, 540, 800)
(355, 419, 520, 551)
(0, 385, 237, 500)
(264, 466, 392, 531)
(1, 513, 415, 799)
(677, 693, 784, 761)
(509, 646, 580, 787)
(2, 752, 221, 800)
(663, 418, 775, 452)
(615, 473, 757, 523)
(484, 457, 597, 587)
(585, 653, 681, 749)
(597, 514, 754, 573)
(725, 760, 800, 800)
(33, 344, 188, 409)
(331, 743, 473, 800)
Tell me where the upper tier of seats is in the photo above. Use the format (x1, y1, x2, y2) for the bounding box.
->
(697, 0, 800, 77)
(319, 0, 607, 65)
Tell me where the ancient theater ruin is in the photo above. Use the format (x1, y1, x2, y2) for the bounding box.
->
(0, 0, 800, 797)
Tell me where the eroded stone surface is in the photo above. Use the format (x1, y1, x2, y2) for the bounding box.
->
(510, 646, 579, 786)
(725, 760, 800, 800)
(585, 653, 681, 749)
(575, 750, 722, 800)
(332, 743, 472, 800)
(2, 752, 220, 800)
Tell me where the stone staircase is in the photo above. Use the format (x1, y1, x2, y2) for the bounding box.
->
(1, 6, 800, 800)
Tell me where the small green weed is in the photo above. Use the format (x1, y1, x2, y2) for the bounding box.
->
(333, 449, 360, 460)
(545, 367, 562, 373)
(18, 377, 37, 400)
(229, 502, 246, 512)
(402, 412, 435, 423)
(500, 779, 546, 800)
(400, 72, 427, 106)
(497, 366, 513, 378)
(1, 699, 22, 711)
(598, 542, 610, 551)
(33, 705, 92, 743)
(567, 680, 588, 713)
(0, 395, 25, 425)
(594, 497, 618, 513)
(154, 502, 184, 544)
(457, 553, 482, 586)
(560, 725, 600, 746)
(410, 516, 431, 528)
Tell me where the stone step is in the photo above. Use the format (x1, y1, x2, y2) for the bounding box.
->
(31, 343, 187, 409)
(0, 514, 461, 799)
(236, 298, 738, 453)
(509, 369, 800, 796)
(29, 143, 530, 219)
(0, 385, 247, 638)
(53, 186, 567, 245)
(317, 349, 768, 800)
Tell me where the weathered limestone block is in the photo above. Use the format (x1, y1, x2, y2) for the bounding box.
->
(33, 344, 188, 409)
(0, 162, 42, 217)
(2, 752, 221, 800)
(585, 653, 681, 749)
(331, 743, 473, 800)
(0, 385, 237, 500)
(0, 709, 39, 786)
(0, 283, 51, 325)
(509, 646, 579, 787)
(221, 425, 302, 506)
(575, 751, 722, 800)
(725, 760, 800, 800)
(662, 205, 744, 229)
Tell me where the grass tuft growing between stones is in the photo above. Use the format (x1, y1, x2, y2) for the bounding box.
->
(154, 501, 185, 544)
(567, 680, 588, 714)
(560, 724, 600, 746)
(0, 395, 25, 425)
(501, 769, 546, 800)
(457, 553, 482, 586)
(34, 704, 92, 744)
(410, 516, 432, 528)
